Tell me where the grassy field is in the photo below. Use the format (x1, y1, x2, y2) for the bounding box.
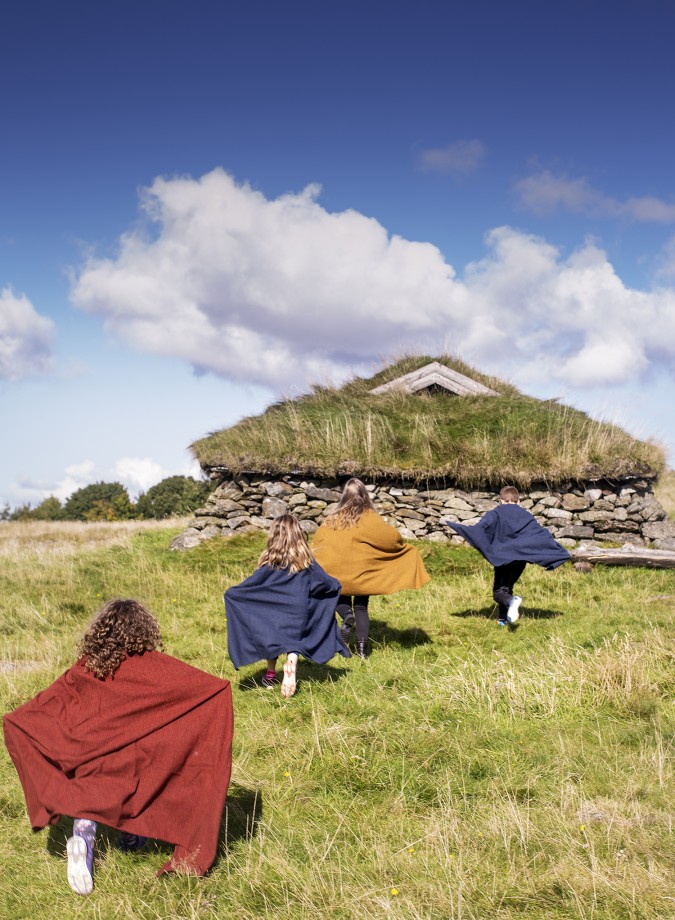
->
(0, 520, 673, 919)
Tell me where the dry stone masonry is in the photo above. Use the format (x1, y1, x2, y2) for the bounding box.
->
(171, 475, 675, 551)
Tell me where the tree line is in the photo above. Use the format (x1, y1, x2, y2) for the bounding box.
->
(1, 476, 212, 522)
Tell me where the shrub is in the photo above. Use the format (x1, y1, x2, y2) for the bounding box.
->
(136, 475, 211, 519)
(31, 496, 64, 521)
(63, 482, 135, 521)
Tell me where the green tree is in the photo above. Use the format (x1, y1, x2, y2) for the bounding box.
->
(136, 475, 211, 519)
(63, 482, 135, 521)
(9, 503, 34, 521)
(32, 496, 64, 520)
(83, 499, 118, 521)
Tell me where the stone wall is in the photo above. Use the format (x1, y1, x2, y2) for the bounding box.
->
(171, 474, 675, 550)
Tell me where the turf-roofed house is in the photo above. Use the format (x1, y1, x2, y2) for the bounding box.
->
(172, 357, 674, 551)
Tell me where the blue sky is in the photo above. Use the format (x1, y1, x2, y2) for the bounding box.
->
(2, 0, 675, 508)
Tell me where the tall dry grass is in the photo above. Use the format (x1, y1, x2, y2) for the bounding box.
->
(0, 518, 189, 556)
(654, 469, 675, 519)
(192, 357, 665, 485)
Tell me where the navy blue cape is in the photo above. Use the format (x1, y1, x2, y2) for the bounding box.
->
(444, 504, 571, 569)
(224, 562, 350, 668)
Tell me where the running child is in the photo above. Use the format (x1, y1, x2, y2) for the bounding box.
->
(313, 478, 430, 658)
(443, 485, 570, 625)
(3, 598, 233, 895)
(224, 513, 350, 696)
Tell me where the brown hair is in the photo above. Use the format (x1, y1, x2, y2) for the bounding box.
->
(499, 485, 520, 503)
(258, 513, 315, 573)
(325, 477, 376, 529)
(79, 598, 163, 679)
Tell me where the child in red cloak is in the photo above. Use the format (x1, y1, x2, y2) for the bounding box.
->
(3, 598, 233, 895)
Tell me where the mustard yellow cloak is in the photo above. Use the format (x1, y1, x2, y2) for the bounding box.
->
(312, 510, 430, 596)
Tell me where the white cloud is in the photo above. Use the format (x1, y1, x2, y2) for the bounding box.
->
(114, 457, 169, 495)
(12, 457, 174, 507)
(418, 139, 486, 179)
(513, 169, 675, 222)
(19, 460, 98, 504)
(462, 227, 673, 387)
(52, 461, 97, 503)
(0, 287, 55, 380)
(558, 338, 645, 387)
(70, 169, 675, 397)
(71, 169, 469, 388)
(183, 459, 206, 481)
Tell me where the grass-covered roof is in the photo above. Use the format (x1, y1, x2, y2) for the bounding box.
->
(191, 356, 666, 488)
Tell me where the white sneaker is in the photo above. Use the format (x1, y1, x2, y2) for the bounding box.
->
(507, 595, 522, 624)
(67, 835, 93, 896)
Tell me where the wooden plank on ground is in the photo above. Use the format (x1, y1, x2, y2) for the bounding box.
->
(572, 546, 675, 569)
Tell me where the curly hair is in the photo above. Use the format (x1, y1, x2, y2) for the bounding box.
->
(324, 478, 375, 529)
(78, 598, 163, 679)
(258, 514, 314, 573)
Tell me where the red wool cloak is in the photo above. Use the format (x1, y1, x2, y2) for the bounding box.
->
(3, 650, 233, 877)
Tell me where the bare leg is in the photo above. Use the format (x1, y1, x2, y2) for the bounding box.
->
(281, 652, 298, 698)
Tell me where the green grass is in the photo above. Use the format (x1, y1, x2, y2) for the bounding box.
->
(1, 521, 673, 919)
(654, 469, 675, 519)
(191, 355, 666, 486)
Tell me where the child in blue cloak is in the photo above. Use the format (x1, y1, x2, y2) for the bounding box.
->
(443, 486, 570, 626)
(224, 514, 350, 696)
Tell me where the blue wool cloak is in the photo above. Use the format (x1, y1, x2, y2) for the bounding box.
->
(444, 504, 571, 569)
(224, 563, 350, 668)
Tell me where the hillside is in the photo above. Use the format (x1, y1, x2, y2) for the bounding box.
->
(192, 356, 665, 488)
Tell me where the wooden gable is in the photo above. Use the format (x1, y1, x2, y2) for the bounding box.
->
(369, 361, 500, 397)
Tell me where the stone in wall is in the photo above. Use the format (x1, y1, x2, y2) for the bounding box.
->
(593, 532, 645, 546)
(169, 528, 203, 550)
(561, 494, 591, 511)
(642, 520, 675, 541)
(262, 496, 287, 517)
(170, 474, 669, 551)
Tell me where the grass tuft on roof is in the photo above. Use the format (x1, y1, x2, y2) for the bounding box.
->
(191, 355, 666, 487)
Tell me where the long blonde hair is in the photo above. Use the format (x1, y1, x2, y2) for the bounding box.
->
(258, 513, 315, 573)
(325, 478, 375, 529)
